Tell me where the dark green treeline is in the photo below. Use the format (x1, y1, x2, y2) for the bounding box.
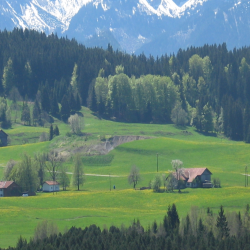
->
(4, 204, 250, 250)
(2, 29, 250, 140)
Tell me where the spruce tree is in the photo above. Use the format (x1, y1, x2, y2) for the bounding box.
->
(33, 99, 41, 126)
(0, 109, 8, 129)
(75, 94, 81, 111)
(60, 95, 70, 122)
(69, 92, 76, 114)
(246, 124, 250, 143)
(144, 102, 152, 123)
(24, 61, 33, 98)
(90, 86, 97, 112)
(53, 125, 59, 136)
(50, 91, 59, 117)
(41, 86, 50, 113)
(216, 205, 230, 239)
(21, 102, 31, 126)
(49, 124, 53, 141)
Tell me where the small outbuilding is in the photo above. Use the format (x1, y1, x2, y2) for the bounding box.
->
(0, 181, 21, 197)
(0, 130, 8, 146)
(43, 181, 60, 192)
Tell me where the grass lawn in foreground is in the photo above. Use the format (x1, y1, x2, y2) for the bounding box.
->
(0, 187, 249, 248)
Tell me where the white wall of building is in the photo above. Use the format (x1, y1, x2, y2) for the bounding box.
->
(43, 183, 60, 192)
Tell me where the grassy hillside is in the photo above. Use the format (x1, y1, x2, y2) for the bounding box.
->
(0, 107, 249, 248)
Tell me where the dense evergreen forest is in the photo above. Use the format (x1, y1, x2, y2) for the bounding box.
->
(4, 204, 250, 250)
(1, 28, 250, 141)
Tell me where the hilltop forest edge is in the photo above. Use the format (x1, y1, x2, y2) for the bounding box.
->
(1, 28, 250, 141)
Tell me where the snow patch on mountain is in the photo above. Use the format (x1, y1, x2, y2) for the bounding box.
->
(1, 0, 208, 33)
(93, 0, 110, 11)
(138, 0, 207, 18)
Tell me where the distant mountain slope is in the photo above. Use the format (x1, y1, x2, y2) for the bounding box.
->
(1, 0, 250, 55)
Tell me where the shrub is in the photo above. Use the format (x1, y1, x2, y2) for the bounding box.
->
(213, 178, 221, 188)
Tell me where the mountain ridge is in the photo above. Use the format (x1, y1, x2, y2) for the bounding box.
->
(1, 0, 250, 56)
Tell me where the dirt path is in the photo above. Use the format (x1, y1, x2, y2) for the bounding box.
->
(66, 172, 124, 178)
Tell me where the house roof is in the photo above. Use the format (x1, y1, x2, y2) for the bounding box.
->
(44, 181, 59, 186)
(0, 181, 14, 189)
(0, 130, 8, 136)
(177, 168, 212, 183)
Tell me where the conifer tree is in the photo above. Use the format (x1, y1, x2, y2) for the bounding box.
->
(24, 61, 33, 98)
(69, 92, 76, 114)
(75, 94, 81, 111)
(0, 109, 7, 128)
(60, 95, 70, 122)
(50, 91, 59, 117)
(41, 86, 50, 113)
(243, 105, 250, 142)
(144, 102, 152, 123)
(246, 124, 250, 143)
(21, 100, 31, 126)
(90, 86, 97, 112)
(53, 125, 59, 136)
(33, 99, 41, 126)
(216, 205, 230, 239)
(49, 124, 53, 141)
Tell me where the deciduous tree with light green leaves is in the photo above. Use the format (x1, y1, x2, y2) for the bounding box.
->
(152, 174, 162, 192)
(68, 114, 83, 134)
(171, 159, 184, 193)
(9, 154, 39, 194)
(70, 63, 78, 92)
(72, 154, 84, 191)
(171, 101, 188, 126)
(201, 104, 214, 133)
(2, 58, 15, 94)
(128, 165, 141, 189)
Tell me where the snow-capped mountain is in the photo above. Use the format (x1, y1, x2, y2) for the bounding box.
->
(1, 0, 250, 55)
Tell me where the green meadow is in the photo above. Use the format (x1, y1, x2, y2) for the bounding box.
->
(0, 107, 250, 248)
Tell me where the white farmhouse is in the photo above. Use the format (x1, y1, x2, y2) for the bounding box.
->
(43, 181, 60, 192)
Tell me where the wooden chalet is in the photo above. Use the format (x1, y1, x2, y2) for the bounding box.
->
(0, 181, 21, 197)
(177, 168, 212, 188)
(0, 130, 8, 146)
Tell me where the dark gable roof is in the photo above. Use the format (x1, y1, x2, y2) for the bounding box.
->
(0, 130, 8, 136)
(177, 168, 212, 183)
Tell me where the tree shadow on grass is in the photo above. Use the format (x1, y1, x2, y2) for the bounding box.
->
(174, 125, 188, 130)
(154, 189, 190, 194)
(195, 130, 218, 137)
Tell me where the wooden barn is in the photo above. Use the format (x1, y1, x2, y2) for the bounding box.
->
(178, 168, 212, 188)
(0, 130, 8, 146)
(43, 181, 60, 192)
(0, 181, 21, 197)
